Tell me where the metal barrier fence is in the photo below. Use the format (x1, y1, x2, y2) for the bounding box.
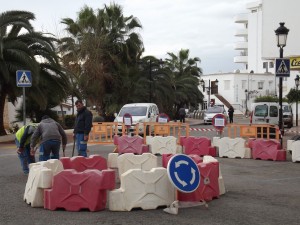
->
(226, 123, 280, 140)
(143, 122, 190, 144)
(88, 122, 190, 144)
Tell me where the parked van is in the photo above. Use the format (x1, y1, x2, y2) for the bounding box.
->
(250, 102, 279, 125)
(114, 103, 159, 134)
(283, 103, 293, 128)
(250, 102, 293, 127)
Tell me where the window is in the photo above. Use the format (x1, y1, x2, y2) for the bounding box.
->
(269, 62, 274, 68)
(242, 80, 247, 89)
(258, 81, 264, 90)
(263, 62, 268, 68)
(270, 106, 278, 117)
(224, 80, 230, 90)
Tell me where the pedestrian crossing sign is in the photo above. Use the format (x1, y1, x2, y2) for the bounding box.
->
(275, 58, 290, 77)
(16, 70, 32, 87)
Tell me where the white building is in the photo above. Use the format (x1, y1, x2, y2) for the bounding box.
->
(202, 0, 300, 118)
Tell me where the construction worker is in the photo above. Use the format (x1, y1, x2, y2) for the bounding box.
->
(15, 123, 39, 174)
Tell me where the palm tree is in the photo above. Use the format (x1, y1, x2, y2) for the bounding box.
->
(60, 3, 144, 115)
(0, 10, 70, 135)
(162, 49, 203, 118)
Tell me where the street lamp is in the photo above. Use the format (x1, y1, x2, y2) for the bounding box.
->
(295, 75, 300, 126)
(200, 78, 219, 108)
(245, 89, 248, 116)
(275, 22, 289, 138)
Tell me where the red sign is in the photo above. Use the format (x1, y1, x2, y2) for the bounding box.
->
(212, 114, 227, 132)
(156, 113, 170, 123)
(123, 113, 132, 127)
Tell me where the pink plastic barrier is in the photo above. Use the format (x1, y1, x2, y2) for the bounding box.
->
(60, 155, 107, 172)
(114, 135, 149, 154)
(162, 154, 203, 168)
(44, 169, 115, 211)
(177, 162, 219, 202)
(251, 139, 286, 161)
(180, 136, 217, 157)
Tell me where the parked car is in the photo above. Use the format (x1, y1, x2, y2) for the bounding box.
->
(203, 106, 227, 125)
(114, 103, 159, 134)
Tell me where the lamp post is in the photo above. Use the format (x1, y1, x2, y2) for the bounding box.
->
(245, 89, 248, 116)
(200, 78, 219, 108)
(295, 75, 300, 126)
(275, 22, 289, 138)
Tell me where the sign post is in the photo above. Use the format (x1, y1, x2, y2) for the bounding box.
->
(123, 113, 132, 136)
(167, 154, 200, 193)
(16, 70, 32, 126)
(212, 113, 227, 137)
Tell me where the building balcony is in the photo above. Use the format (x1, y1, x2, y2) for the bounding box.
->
(234, 29, 248, 37)
(234, 56, 248, 63)
(234, 14, 248, 23)
(234, 42, 248, 50)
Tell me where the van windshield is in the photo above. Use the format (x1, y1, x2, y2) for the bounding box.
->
(254, 105, 268, 117)
(119, 106, 147, 117)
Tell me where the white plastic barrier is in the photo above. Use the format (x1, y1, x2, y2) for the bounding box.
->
(108, 153, 118, 168)
(146, 136, 182, 155)
(24, 160, 63, 207)
(203, 156, 225, 195)
(218, 137, 251, 159)
(287, 140, 300, 162)
(212, 137, 221, 147)
(117, 153, 158, 177)
(109, 167, 175, 211)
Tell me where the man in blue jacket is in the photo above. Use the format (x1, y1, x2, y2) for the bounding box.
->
(73, 100, 93, 157)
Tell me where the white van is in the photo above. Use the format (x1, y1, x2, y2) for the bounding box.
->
(250, 102, 279, 125)
(114, 103, 159, 134)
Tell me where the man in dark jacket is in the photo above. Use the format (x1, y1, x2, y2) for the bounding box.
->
(30, 115, 67, 161)
(73, 100, 93, 157)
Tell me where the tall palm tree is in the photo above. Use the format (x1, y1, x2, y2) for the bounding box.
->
(0, 10, 69, 135)
(60, 3, 144, 115)
(163, 49, 203, 117)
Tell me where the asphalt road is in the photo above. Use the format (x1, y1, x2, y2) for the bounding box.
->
(0, 122, 300, 225)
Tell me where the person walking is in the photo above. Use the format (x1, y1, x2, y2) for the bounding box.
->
(228, 106, 234, 123)
(30, 115, 67, 161)
(179, 107, 186, 123)
(73, 100, 93, 157)
(15, 123, 39, 174)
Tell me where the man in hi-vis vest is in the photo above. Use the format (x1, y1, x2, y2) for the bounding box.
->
(15, 123, 39, 174)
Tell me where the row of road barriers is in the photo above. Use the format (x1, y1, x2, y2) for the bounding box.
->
(88, 122, 190, 145)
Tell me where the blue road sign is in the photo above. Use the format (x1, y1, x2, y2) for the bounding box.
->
(275, 58, 290, 77)
(167, 154, 200, 193)
(16, 70, 32, 87)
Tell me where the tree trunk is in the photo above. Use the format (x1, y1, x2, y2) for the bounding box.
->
(0, 91, 7, 136)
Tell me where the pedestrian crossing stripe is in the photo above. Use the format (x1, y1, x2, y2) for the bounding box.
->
(277, 60, 289, 74)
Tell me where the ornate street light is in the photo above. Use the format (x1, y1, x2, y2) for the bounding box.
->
(295, 75, 299, 126)
(200, 78, 219, 108)
(275, 22, 289, 139)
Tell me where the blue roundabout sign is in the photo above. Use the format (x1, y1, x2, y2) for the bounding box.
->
(167, 154, 201, 193)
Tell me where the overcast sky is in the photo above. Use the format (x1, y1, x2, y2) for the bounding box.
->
(2, 0, 253, 74)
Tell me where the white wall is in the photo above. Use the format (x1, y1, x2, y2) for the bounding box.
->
(261, 0, 300, 59)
